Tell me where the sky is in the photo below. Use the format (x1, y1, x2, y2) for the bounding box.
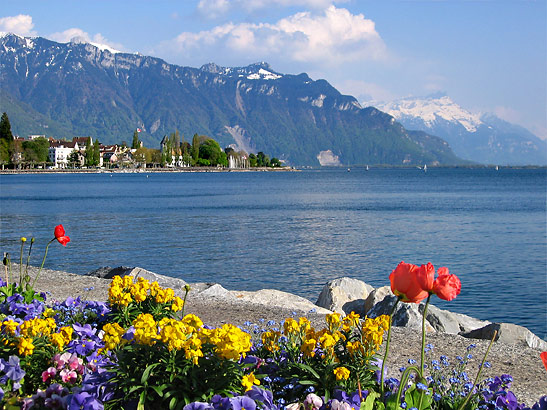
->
(1, 0, 546, 139)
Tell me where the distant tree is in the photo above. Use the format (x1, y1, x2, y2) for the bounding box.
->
(85, 137, 94, 166)
(150, 149, 162, 166)
(131, 130, 141, 149)
(68, 150, 80, 168)
(92, 140, 100, 166)
(270, 157, 282, 167)
(256, 151, 270, 167)
(191, 134, 200, 162)
(199, 138, 227, 166)
(22, 138, 49, 165)
(0, 112, 14, 164)
(134, 147, 151, 165)
(249, 153, 257, 167)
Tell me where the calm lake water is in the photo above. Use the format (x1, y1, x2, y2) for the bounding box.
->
(1, 168, 546, 338)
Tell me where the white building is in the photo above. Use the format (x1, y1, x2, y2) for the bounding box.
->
(48, 141, 79, 168)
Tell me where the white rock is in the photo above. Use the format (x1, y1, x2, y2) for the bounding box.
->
(232, 289, 332, 315)
(315, 277, 374, 315)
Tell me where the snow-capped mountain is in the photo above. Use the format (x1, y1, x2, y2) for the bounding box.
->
(374, 95, 546, 165)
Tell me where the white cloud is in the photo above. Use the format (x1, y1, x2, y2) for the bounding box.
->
(197, 0, 347, 18)
(49, 28, 125, 52)
(163, 6, 386, 67)
(0, 14, 37, 36)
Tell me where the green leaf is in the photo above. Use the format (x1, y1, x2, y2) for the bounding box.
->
(361, 391, 379, 410)
(141, 362, 161, 384)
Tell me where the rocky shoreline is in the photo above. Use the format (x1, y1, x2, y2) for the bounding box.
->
(8, 265, 547, 404)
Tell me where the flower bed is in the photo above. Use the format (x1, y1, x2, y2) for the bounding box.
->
(1, 227, 546, 410)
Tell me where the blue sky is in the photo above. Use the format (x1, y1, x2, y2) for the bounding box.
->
(1, 0, 545, 139)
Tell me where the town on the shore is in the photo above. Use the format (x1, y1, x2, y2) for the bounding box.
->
(0, 112, 285, 170)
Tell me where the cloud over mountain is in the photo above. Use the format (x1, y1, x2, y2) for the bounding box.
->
(161, 6, 386, 67)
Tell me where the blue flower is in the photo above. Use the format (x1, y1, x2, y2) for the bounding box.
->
(67, 391, 103, 410)
(231, 396, 257, 410)
(184, 402, 214, 410)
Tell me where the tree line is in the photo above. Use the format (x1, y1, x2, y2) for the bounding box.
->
(0, 112, 283, 169)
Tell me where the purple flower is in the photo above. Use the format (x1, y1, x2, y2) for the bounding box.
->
(211, 394, 231, 410)
(231, 396, 257, 410)
(67, 391, 104, 410)
(184, 402, 214, 410)
(245, 386, 276, 410)
(0, 355, 26, 389)
(495, 391, 519, 410)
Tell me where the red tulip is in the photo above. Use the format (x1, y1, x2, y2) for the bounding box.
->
(541, 351, 547, 372)
(54, 224, 70, 246)
(389, 261, 428, 303)
(432, 272, 461, 301)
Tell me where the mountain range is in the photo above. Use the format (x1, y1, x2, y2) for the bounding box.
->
(375, 95, 546, 165)
(0, 33, 466, 166)
(2, 33, 544, 166)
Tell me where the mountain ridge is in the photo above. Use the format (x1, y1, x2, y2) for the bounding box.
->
(0, 33, 464, 166)
(375, 95, 546, 165)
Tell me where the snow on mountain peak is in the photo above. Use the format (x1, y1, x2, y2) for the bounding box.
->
(378, 95, 483, 132)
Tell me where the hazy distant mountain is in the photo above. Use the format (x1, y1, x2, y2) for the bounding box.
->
(375, 95, 546, 165)
(0, 33, 464, 166)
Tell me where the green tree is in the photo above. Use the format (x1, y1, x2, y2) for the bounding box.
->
(22, 138, 49, 165)
(0, 112, 14, 164)
(199, 138, 227, 166)
(191, 134, 200, 163)
(131, 130, 141, 149)
(249, 153, 257, 167)
(150, 149, 162, 166)
(85, 137, 94, 166)
(92, 140, 100, 166)
(134, 147, 151, 165)
(270, 157, 282, 167)
(68, 150, 80, 168)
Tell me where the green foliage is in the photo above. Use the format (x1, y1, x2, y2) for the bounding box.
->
(0, 112, 14, 164)
(132, 130, 141, 149)
(22, 138, 49, 164)
(199, 138, 225, 166)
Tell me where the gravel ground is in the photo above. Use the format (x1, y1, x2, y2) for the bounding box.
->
(5, 265, 546, 405)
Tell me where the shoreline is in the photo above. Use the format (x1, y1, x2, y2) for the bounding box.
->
(8, 264, 546, 405)
(0, 166, 299, 175)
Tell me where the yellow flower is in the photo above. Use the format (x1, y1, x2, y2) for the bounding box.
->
(132, 313, 159, 346)
(21, 237, 27, 242)
(102, 322, 126, 351)
(333, 366, 350, 381)
(283, 318, 300, 335)
(241, 372, 260, 391)
(171, 296, 184, 312)
(2, 320, 19, 336)
(301, 338, 317, 357)
(342, 311, 360, 332)
(18, 337, 35, 356)
(326, 313, 342, 332)
(182, 314, 203, 329)
(43, 308, 56, 318)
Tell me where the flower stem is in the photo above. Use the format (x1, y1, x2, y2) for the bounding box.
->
(32, 238, 55, 288)
(181, 284, 191, 318)
(420, 294, 432, 377)
(456, 330, 497, 410)
(25, 238, 35, 279)
(19, 240, 24, 284)
(380, 297, 399, 398)
(416, 294, 432, 410)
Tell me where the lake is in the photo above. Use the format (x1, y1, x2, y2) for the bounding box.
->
(1, 167, 545, 339)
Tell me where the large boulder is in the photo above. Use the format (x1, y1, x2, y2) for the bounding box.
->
(86, 266, 188, 294)
(367, 294, 435, 332)
(461, 323, 547, 350)
(364, 286, 393, 314)
(315, 277, 374, 315)
(419, 305, 491, 335)
(234, 289, 332, 315)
